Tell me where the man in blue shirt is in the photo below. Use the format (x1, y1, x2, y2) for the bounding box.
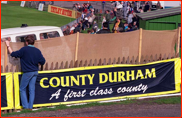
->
(5, 35, 45, 110)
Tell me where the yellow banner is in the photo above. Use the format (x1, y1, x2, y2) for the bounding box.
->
(1, 73, 14, 110)
(14, 72, 22, 109)
(48, 5, 81, 19)
(13, 58, 181, 109)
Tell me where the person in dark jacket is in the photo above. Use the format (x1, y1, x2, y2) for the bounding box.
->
(144, 2, 150, 12)
(5, 35, 45, 110)
(96, 22, 111, 34)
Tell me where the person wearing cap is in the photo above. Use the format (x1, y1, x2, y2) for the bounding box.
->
(5, 35, 45, 110)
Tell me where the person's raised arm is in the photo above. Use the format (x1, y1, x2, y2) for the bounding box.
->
(5, 40, 13, 54)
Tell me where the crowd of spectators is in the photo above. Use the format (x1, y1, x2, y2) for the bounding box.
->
(63, 2, 97, 35)
(63, 1, 163, 35)
(73, 3, 94, 12)
(106, 1, 163, 33)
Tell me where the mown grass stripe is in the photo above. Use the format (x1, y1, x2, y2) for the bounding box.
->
(1, 96, 181, 117)
(1, 2, 75, 29)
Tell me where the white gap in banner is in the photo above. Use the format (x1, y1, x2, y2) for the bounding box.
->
(67, 93, 181, 106)
(16, 93, 181, 112)
(66, 103, 87, 107)
(38, 3, 44, 11)
(99, 93, 181, 103)
(20, 1, 25, 7)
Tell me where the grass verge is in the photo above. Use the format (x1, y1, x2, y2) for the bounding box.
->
(1, 1, 75, 29)
(1, 96, 181, 117)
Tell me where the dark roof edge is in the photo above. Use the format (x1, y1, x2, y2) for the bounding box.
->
(141, 12, 180, 20)
(136, 7, 181, 20)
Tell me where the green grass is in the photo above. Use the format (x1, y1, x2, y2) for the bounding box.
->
(150, 96, 181, 104)
(1, 2, 75, 29)
(1, 96, 181, 117)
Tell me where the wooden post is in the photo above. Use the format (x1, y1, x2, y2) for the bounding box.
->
(75, 32, 79, 62)
(16, 65, 19, 72)
(4, 42, 8, 72)
(177, 27, 181, 56)
(138, 28, 143, 64)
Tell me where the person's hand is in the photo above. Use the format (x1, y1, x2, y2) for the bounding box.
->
(5, 40, 10, 47)
(7, 37, 11, 41)
(5, 40, 13, 54)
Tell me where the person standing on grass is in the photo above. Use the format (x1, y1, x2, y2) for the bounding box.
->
(5, 35, 45, 110)
(105, 10, 111, 30)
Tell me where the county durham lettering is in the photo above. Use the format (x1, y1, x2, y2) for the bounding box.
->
(40, 68, 156, 88)
(39, 68, 156, 102)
